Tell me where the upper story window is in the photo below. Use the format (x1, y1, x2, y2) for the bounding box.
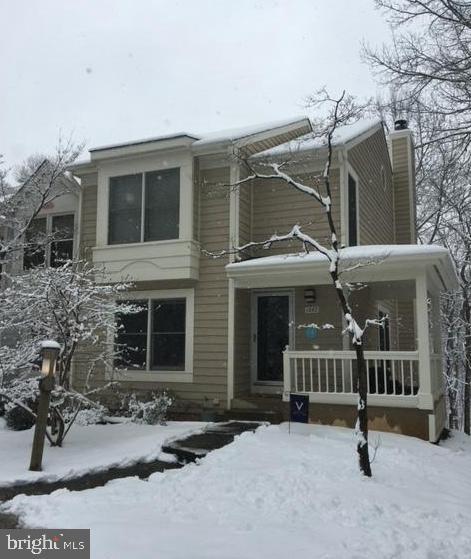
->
(108, 168, 180, 245)
(24, 214, 75, 270)
(347, 173, 358, 247)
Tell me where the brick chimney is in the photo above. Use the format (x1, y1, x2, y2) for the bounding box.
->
(388, 120, 417, 244)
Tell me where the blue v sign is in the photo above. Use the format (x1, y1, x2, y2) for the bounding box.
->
(289, 393, 309, 423)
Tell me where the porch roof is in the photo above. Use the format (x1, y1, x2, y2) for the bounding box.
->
(226, 244, 459, 290)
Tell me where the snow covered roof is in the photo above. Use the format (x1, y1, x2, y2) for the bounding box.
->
(192, 117, 311, 149)
(90, 133, 199, 153)
(226, 244, 459, 290)
(253, 118, 383, 159)
(73, 117, 312, 166)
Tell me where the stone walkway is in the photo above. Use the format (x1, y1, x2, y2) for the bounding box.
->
(0, 421, 261, 528)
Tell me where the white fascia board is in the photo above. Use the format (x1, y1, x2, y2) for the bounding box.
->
(236, 119, 312, 148)
(90, 136, 197, 161)
(68, 161, 97, 176)
(227, 248, 459, 290)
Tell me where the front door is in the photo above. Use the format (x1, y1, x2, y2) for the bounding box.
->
(253, 292, 292, 384)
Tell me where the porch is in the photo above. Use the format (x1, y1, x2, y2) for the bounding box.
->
(226, 245, 458, 442)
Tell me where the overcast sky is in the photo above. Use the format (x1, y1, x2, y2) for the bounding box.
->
(0, 0, 391, 170)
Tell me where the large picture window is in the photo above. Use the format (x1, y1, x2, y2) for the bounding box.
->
(108, 168, 180, 245)
(115, 291, 193, 376)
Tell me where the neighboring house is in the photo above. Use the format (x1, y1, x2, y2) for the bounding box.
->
(68, 117, 457, 442)
(0, 160, 80, 276)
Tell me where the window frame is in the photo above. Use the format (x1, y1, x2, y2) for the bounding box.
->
(107, 167, 180, 246)
(111, 288, 194, 383)
(23, 212, 76, 269)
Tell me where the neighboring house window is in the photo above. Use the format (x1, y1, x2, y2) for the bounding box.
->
(378, 309, 391, 351)
(24, 214, 75, 270)
(50, 214, 75, 267)
(115, 293, 191, 372)
(348, 173, 358, 246)
(108, 168, 180, 245)
(24, 217, 47, 269)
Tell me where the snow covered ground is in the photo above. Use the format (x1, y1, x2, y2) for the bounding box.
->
(0, 419, 205, 486)
(4, 423, 471, 559)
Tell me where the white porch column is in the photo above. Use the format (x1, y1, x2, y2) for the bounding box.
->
(415, 272, 433, 409)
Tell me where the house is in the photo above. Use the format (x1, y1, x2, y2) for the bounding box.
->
(65, 117, 457, 442)
(0, 160, 80, 273)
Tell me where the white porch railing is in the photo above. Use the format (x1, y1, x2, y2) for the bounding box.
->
(283, 350, 420, 407)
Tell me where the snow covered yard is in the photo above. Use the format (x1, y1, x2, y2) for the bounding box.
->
(0, 419, 205, 486)
(4, 423, 471, 559)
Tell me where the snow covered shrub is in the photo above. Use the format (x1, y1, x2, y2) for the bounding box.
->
(72, 406, 107, 426)
(1, 376, 39, 431)
(128, 390, 174, 425)
(0, 263, 136, 445)
(5, 405, 35, 431)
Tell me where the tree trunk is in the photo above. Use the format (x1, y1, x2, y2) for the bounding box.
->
(463, 294, 471, 435)
(355, 344, 372, 477)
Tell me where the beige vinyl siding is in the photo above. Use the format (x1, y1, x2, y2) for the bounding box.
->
(239, 180, 252, 247)
(294, 286, 343, 351)
(348, 129, 395, 245)
(391, 136, 416, 244)
(396, 300, 416, 350)
(251, 168, 341, 256)
(122, 166, 230, 404)
(79, 173, 98, 261)
(350, 282, 416, 352)
(193, 157, 200, 241)
(234, 289, 251, 397)
(240, 126, 311, 157)
(73, 167, 231, 407)
(73, 172, 104, 389)
(187, 166, 230, 403)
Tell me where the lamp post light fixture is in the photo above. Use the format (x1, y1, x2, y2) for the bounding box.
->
(29, 340, 61, 472)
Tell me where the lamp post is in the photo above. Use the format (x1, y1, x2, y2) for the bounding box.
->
(29, 340, 60, 472)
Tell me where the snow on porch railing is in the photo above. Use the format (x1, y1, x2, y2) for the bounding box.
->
(283, 350, 419, 398)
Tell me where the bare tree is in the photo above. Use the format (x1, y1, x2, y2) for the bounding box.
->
(0, 139, 140, 446)
(366, 1, 471, 434)
(13, 153, 49, 185)
(210, 91, 389, 477)
(365, 0, 471, 147)
(0, 138, 83, 273)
